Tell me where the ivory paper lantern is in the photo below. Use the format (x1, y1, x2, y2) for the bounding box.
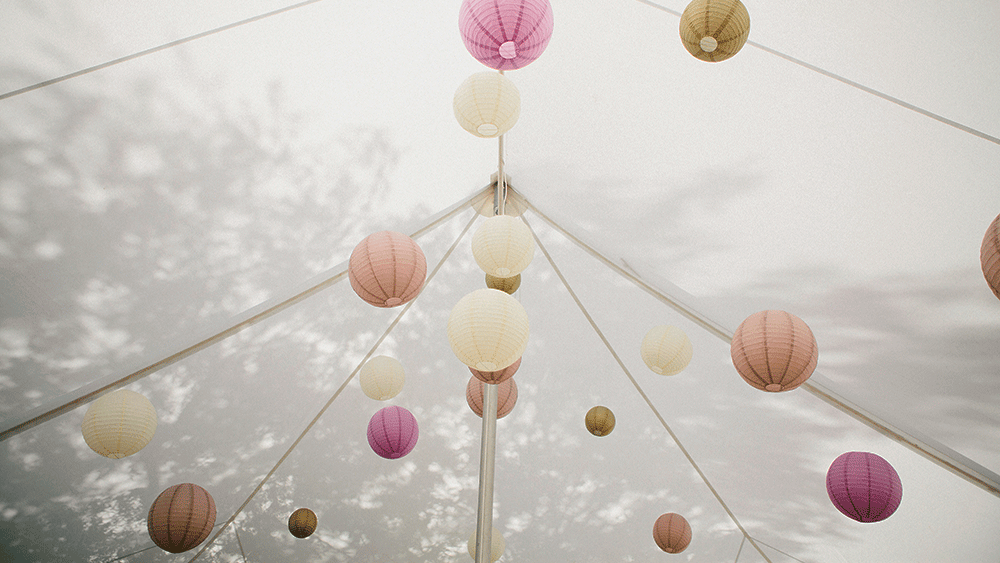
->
(448, 288, 530, 372)
(288, 508, 318, 539)
(467, 527, 505, 562)
(486, 273, 521, 294)
(454, 72, 521, 138)
(470, 356, 521, 384)
(981, 212, 1000, 300)
(459, 0, 554, 70)
(731, 310, 818, 392)
(679, 0, 750, 62)
(82, 388, 157, 459)
(585, 405, 615, 437)
(653, 512, 692, 554)
(348, 231, 426, 307)
(147, 483, 216, 553)
(359, 355, 405, 400)
(640, 325, 693, 375)
(826, 451, 903, 523)
(466, 376, 518, 419)
(367, 406, 419, 459)
(472, 215, 535, 277)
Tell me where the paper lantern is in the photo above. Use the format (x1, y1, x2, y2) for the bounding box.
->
(585, 406, 615, 437)
(459, 0, 554, 70)
(472, 215, 535, 277)
(82, 388, 157, 459)
(288, 508, 318, 539)
(348, 231, 426, 307)
(467, 527, 505, 562)
(640, 325, 693, 376)
(367, 406, 419, 459)
(731, 310, 818, 392)
(981, 213, 1000, 300)
(486, 273, 521, 294)
(826, 451, 903, 523)
(359, 355, 405, 400)
(454, 72, 521, 138)
(653, 512, 692, 554)
(679, 0, 750, 62)
(470, 356, 521, 384)
(466, 376, 518, 419)
(147, 483, 216, 553)
(448, 288, 530, 372)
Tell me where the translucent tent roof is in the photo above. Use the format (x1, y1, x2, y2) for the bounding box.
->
(1, 0, 999, 562)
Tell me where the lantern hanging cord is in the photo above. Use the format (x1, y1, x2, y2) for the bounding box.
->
(733, 535, 746, 563)
(234, 525, 249, 563)
(522, 215, 775, 563)
(186, 210, 480, 563)
(496, 70, 507, 217)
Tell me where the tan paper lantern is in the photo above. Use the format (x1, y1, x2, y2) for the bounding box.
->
(466, 376, 518, 419)
(653, 512, 692, 554)
(147, 483, 216, 553)
(981, 212, 1000, 300)
(679, 0, 750, 62)
(585, 406, 616, 437)
(348, 231, 427, 308)
(472, 215, 535, 277)
(359, 355, 405, 400)
(486, 273, 521, 294)
(731, 310, 818, 392)
(640, 325, 693, 375)
(454, 71, 521, 138)
(467, 527, 505, 562)
(448, 288, 530, 372)
(82, 388, 157, 459)
(288, 508, 318, 539)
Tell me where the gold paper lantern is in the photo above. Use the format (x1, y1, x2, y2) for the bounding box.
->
(679, 0, 750, 62)
(486, 273, 521, 294)
(981, 212, 1000, 300)
(731, 310, 818, 392)
(453, 72, 521, 138)
(640, 325, 693, 376)
(359, 355, 405, 400)
(448, 288, 530, 372)
(147, 483, 216, 553)
(81, 388, 157, 459)
(472, 215, 535, 277)
(467, 527, 505, 562)
(585, 406, 616, 437)
(288, 508, 318, 539)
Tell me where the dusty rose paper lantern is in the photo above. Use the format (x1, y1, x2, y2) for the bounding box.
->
(459, 0, 554, 70)
(367, 406, 419, 459)
(348, 231, 426, 307)
(640, 325, 693, 376)
(472, 215, 535, 277)
(467, 527, 505, 562)
(82, 388, 157, 459)
(466, 376, 518, 419)
(147, 483, 216, 553)
(454, 72, 521, 138)
(679, 0, 750, 62)
(486, 273, 521, 294)
(288, 508, 318, 539)
(981, 213, 1000, 300)
(731, 310, 818, 392)
(470, 356, 521, 384)
(826, 451, 903, 523)
(653, 512, 692, 554)
(359, 355, 405, 401)
(585, 406, 615, 437)
(448, 288, 530, 372)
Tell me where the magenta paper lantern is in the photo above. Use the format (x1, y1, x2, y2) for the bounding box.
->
(147, 483, 216, 553)
(653, 512, 692, 554)
(349, 231, 427, 308)
(367, 406, 419, 459)
(826, 451, 903, 523)
(470, 356, 521, 384)
(466, 376, 518, 419)
(459, 0, 554, 70)
(731, 310, 818, 392)
(981, 212, 1000, 300)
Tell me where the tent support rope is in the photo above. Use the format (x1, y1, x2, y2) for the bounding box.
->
(733, 535, 746, 563)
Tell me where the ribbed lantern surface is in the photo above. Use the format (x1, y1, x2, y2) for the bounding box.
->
(348, 231, 426, 307)
(459, 0, 554, 70)
(359, 355, 405, 400)
(981, 213, 1000, 300)
(679, 0, 750, 62)
(454, 72, 521, 138)
(367, 406, 419, 459)
(486, 273, 521, 294)
(470, 356, 521, 384)
(640, 325, 693, 376)
(731, 310, 818, 392)
(448, 288, 530, 372)
(585, 405, 616, 437)
(467, 527, 505, 562)
(826, 451, 903, 523)
(466, 376, 518, 419)
(288, 508, 318, 539)
(82, 388, 157, 459)
(653, 512, 692, 554)
(147, 483, 216, 553)
(472, 215, 535, 277)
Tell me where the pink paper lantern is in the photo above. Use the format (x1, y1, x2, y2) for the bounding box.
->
(367, 406, 419, 459)
(349, 231, 426, 308)
(466, 376, 518, 419)
(147, 483, 216, 553)
(470, 356, 521, 384)
(653, 512, 692, 554)
(826, 451, 902, 523)
(981, 212, 1000, 300)
(730, 310, 818, 392)
(459, 0, 554, 70)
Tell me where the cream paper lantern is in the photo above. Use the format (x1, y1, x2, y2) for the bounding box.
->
(467, 527, 505, 562)
(454, 72, 521, 138)
(641, 325, 693, 375)
(359, 355, 405, 400)
(448, 288, 530, 372)
(472, 215, 535, 277)
(82, 388, 157, 459)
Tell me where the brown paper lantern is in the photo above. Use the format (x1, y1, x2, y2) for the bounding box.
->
(288, 508, 318, 539)
(585, 406, 616, 437)
(486, 273, 521, 294)
(467, 376, 518, 419)
(147, 483, 216, 553)
(679, 0, 750, 62)
(731, 310, 818, 392)
(470, 356, 521, 384)
(653, 512, 692, 554)
(348, 231, 427, 307)
(981, 213, 1000, 300)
